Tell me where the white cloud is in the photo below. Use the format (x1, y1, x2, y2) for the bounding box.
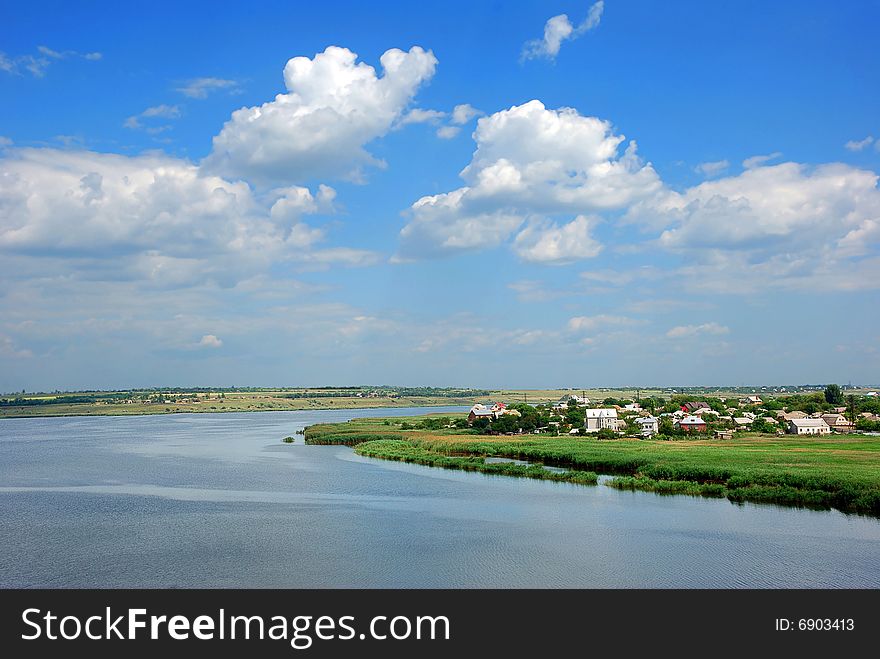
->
(451, 104, 482, 125)
(0, 136, 11, 147)
(666, 322, 729, 339)
(0, 147, 374, 288)
(177, 77, 239, 99)
(198, 334, 223, 348)
(694, 159, 729, 176)
(632, 162, 880, 252)
(398, 108, 446, 126)
(845, 135, 874, 152)
(125, 104, 181, 130)
(522, 1, 604, 61)
(568, 315, 637, 332)
(396, 100, 661, 261)
(37, 46, 64, 59)
(742, 151, 782, 169)
(436, 125, 460, 139)
(203, 45, 437, 186)
(513, 215, 602, 264)
(0, 46, 102, 77)
(0, 334, 33, 358)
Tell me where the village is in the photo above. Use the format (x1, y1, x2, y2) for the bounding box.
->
(466, 386, 880, 439)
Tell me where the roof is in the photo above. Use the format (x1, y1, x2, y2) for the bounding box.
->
(636, 416, 658, 425)
(682, 402, 710, 412)
(677, 415, 706, 425)
(789, 418, 830, 428)
(585, 408, 617, 418)
(732, 417, 752, 425)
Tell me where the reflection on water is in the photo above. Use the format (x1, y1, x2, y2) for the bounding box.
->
(1, 408, 878, 588)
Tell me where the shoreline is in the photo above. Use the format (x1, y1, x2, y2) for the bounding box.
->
(305, 416, 880, 517)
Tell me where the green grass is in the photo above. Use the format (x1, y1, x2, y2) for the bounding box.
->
(304, 417, 880, 516)
(353, 439, 598, 485)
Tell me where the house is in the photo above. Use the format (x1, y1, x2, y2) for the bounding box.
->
(681, 401, 710, 413)
(732, 417, 753, 429)
(741, 395, 763, 405)
(467, 404, 496, 423)
(624, 403, 642, 412)
(778, 410, 807, 421)
(635, 416, 658, 437)
(675, 415, 707, 432)
(584, 408, 618, 433)
(787, 418, 831, 435)
(866, 391, 878, 397)
(714, 429, 734, 440)
(821, 414, 853, 432)
(552, 394, 589, 412)
(467, 402, 519, 423)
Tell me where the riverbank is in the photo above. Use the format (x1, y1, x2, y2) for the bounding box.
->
(305, 416, 880, 516)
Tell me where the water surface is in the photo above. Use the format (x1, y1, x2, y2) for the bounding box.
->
(1, 408, 878, 588)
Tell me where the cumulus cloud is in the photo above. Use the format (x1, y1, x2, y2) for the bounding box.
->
(666, 322, 729, 339)
(845, 135, 874, 152)
(398, 108, 446, 126)
(513, 215, 602, 264)
(176, 77, 240, 99)
(742, 151, 782, 169)
(694, 159, 729, 177)
(451, 104, 482, 125)
(396, 100, 661, 261)
(203, 46, 437, 185)
(0, 147, 375, 288)
(436, 125, 460, 139)
(198, 334, 223, 348)
(522, 1, 604, 61)
(631, 162, 880, 252)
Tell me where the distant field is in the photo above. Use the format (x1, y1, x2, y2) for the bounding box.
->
(0, 393, 479, 418)
(304, 416, 880, 516)
(1, 385, 874, 419)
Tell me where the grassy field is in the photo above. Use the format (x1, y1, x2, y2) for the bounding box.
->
(304, 416, 880, 516)
(0, 392, 478, 418)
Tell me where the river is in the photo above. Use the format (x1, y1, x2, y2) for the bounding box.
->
(1, 407, 878, 588)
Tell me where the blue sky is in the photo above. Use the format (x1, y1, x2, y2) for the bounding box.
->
(1, 0, 878, 391)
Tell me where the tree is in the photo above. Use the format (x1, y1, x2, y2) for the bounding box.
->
(847, 395, 857, 425)
(564, 405, 584, 427)
(824, 384, 843, 405)
(509, 403, 540, 431)
(492, 413, 521, 434)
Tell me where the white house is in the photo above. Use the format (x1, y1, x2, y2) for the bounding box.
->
(787, 418, 831, 435)
(584, 408, 618, 433)
(636, 416, 659, 437)
(553, 394, 590, 412)
(741, 395, 763, 405)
